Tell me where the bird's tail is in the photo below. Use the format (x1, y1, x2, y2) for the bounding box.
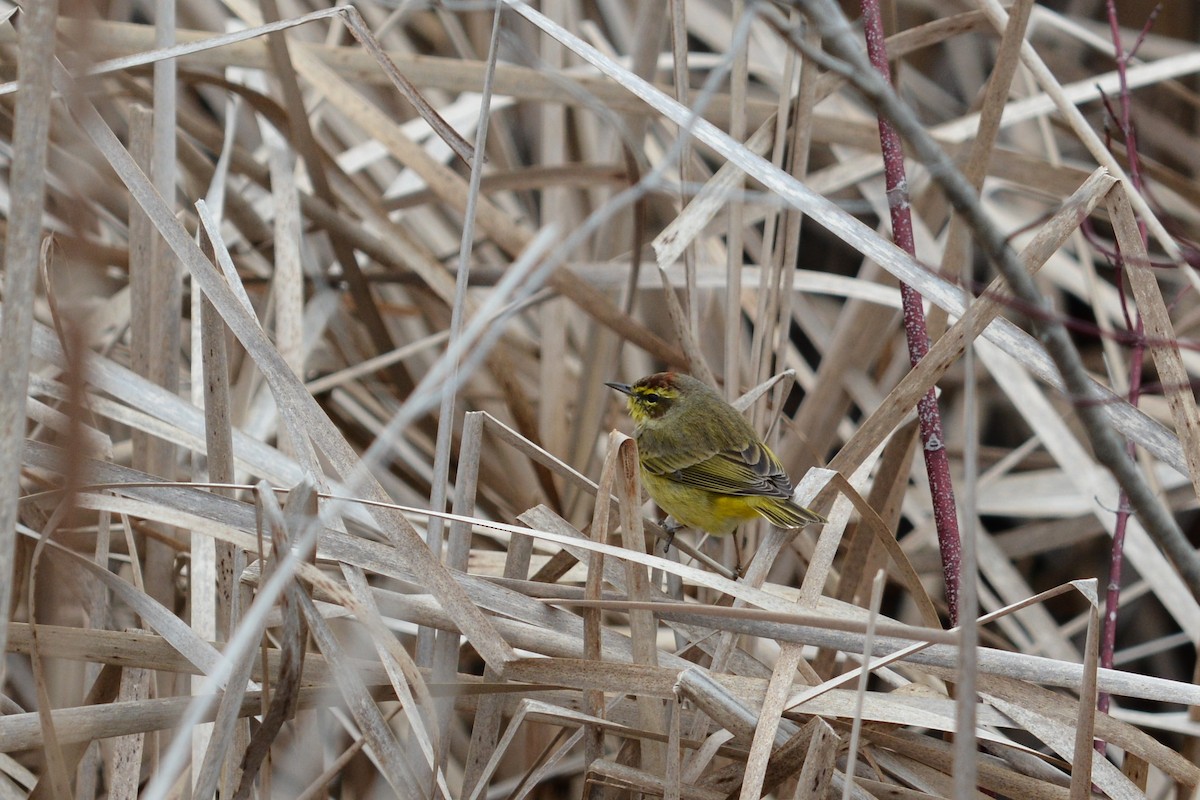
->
(753, 497, 826, 529)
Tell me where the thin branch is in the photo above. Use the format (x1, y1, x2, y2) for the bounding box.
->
(858, 0, 962, 626)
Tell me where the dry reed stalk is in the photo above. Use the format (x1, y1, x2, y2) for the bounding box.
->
(4, 1, 1200, 798)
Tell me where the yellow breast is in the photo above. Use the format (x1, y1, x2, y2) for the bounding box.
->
(640, 468, 761, 536)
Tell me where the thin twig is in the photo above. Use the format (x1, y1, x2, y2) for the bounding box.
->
(1098, 0, 1156, 720)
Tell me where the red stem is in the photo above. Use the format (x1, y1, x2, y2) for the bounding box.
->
(1098, 0, 1155, 726)
(860, 0, 962, 625)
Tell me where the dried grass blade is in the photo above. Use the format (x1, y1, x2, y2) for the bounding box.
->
(1107, 182, 1200, 498)
(460, 437, 527, 796)
(0, 686, 355, 753)
(464, 701, 537, 800)
(126, 104, 157, 476)
(865, 728, 1068, 799)
(108, 663, 150, 798)
(424, 6, 503, 744)
(38, 538, 224, 677)
(738, 591, 825, 792)
(654, 259, 715, 383)
(4, 621, 381, 687)
(335, 565, 447, 795)
(58, 64, 514, 671)
(833, 421, 916, 618)
(582, 433, 624, 774)
(196, 215, 238, 665)
(985, 674, 1200, 787)
(338, 5, 474, 164)
(652, 120, 775, 273)
(589, 759, 724, 800)
(25, 638, 112, 800)
(795, 718, 839, 799)
(975, 338, 1200, 638)
(838, 570, 887, 800)
(664, 689, 683, 800)
(0, 0, 58, 680)
(617, 436, 666, 770)
(984, 693, 1141, 799)
(190, 600, 259, 799)
(233, 482, 315, 799)
(251, 0, 412, 394)
(266, 142, 303, 380)
(289, 586, 421, 796)
(826, 473, 941, 628)
(1121, 752, 1149, 791)
(828, 167, 1115, 477)
(0, 7, 346, 95)
(675, 667, 784, 748)
(1069, 581, 1100, 800)
(975, 0, 1198, 282)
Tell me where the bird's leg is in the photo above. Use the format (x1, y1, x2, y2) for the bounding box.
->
(661, 517, 682, 553)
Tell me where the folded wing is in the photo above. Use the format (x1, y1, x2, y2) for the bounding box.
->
(641, 441, 793, 499)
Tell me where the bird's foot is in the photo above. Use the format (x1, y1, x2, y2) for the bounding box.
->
(661, 518, 682, 554)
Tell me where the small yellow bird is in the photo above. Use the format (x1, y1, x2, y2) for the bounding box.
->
(607, 372, 825, 545)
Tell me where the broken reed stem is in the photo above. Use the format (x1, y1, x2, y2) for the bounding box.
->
(858, 0, 962, 625)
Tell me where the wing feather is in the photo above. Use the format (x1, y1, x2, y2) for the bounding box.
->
(640, 441, 793, 498)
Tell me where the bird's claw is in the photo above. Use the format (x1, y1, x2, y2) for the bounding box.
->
(661, 518, 682, 553)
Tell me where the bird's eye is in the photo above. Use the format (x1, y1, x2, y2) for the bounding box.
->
(643, 393, 660, 404)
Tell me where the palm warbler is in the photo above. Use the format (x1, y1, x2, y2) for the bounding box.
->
(607, 372, 825, 542)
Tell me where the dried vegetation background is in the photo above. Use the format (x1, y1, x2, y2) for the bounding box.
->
(2, 0, 1200, 797)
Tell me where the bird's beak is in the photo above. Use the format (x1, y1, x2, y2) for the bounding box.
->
(605, 381, 633, 396)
